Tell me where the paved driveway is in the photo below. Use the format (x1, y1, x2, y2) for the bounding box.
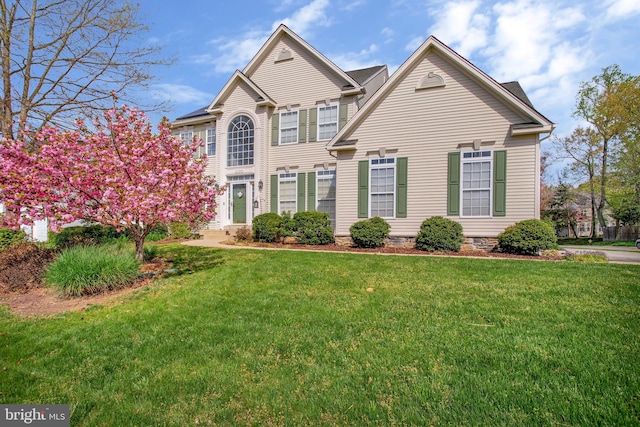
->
(561, 245, 640, 264)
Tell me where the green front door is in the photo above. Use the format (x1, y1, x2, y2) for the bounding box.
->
(232, 183, 247, 224)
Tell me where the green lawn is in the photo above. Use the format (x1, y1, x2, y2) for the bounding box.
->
(2, 245, 639, 426)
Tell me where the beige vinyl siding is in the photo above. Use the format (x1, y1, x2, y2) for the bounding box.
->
(357, 69, 388, 108)
(334, 49, 540, 238)
(249, 35, 347, 105)
(245, 34, 360, 214)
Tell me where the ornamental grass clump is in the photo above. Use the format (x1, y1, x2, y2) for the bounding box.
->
(45, 244, 139, 296)
(415, 216, 464, 252)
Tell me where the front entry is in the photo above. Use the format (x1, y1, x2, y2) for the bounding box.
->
(232, 183, 247, 224)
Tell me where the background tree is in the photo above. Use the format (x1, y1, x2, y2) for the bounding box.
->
(0, 104, 224, 262)
(574, 65, 636, 228)
(611, 74, 640, 224)
(550, 127, 601, 238)
(0, 0, 171, 141)
(541, 183, 579, 238)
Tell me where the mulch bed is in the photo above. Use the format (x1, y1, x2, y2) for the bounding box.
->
(222, 240, 566, 261)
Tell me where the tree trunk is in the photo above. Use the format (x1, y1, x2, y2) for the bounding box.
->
(597, 137, 609, 229)
(589, 172, 598, 238)
(134, 236, 145, 264)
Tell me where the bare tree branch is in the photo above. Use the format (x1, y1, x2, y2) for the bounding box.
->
(1, 0, 173, 140)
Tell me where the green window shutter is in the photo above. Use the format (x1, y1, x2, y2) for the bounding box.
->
(297, 173, 306, 212)
(307, 171, 316, 211)
(358, 160, 369, 218)
(270, 174, 278, 213)
(396, 157, 408, 218)
(298, 110, 307, 143)
(338, 104, 348, 130)
(493, 150, 507, 217)
(447, 152, 460, 215)
(308, 108, 317, 142)
(271, 113, 279, 146)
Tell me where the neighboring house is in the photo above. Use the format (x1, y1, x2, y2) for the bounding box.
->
(557, 191, 612, 238)
(171, 24, 554, 248)
(0, 203, 48, 242)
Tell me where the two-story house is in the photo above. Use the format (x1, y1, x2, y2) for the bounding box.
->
(172, 24, 553, 248)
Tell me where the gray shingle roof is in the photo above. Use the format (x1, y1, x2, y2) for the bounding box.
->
(500, 81, 534, 109)
(345, 65, 386, 85)
(175, 107, 210, 121)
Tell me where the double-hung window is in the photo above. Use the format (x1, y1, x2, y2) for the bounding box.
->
(318, 105, 338, 140)
(180, 131, 193, 147)
(461, 151, 492, 217)
(279, 111, 298, 144)
(316, 169, 336, 224)
(279, 173, 297, 214)
(370, 158, 395, 218)
(206, 128, 216, 156)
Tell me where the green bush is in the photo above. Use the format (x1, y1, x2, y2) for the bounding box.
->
(51, 225, 126, 248)
(498, 219, 557, 255)
(252, 213, 285, 243)
(349, 217, 390, 248)
(415, 216, 464, 252)
(45, 244, 139, 296)
(169, 222, 191, 239)
(0, 228, 27, 251)
(146, 223, 169, 242)
(291, 211, 334, 245)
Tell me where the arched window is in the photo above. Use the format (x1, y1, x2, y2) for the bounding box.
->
(227, 115, 254, 166)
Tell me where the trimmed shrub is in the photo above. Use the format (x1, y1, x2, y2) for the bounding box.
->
(0, 243, 56, 291)
(498, 219, 557, 255)
(51, 225, 125, 248)
(45, 244, 139, 296)
(415, 216, 464, 252)
(349, 217, 390, 248)
(291, 211, 334, 245)
(169, 222, 191, 239)
(252, 213, 284, 243)
(0, 228, 27, 251)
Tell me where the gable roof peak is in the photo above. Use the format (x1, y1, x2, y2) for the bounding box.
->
(327, 35, 554, 150)
(206, 70, 276, 113)
(242, 23, 364, 95)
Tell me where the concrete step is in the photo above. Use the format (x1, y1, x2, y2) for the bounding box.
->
(198, 230, 229, 239)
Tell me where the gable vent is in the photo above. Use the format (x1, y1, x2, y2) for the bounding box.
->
(416, 72, 445, 90)
(275, 48, 293, 63)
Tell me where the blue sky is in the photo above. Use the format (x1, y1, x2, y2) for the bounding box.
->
(139, 0, 639, 150)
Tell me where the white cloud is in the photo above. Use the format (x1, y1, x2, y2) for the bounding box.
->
(330, 44, 381, 71)
(484, 0, 587, 82)
(277, 0, 332, 37)
(427, 0, 490, 57)
(192, 0, 332, 74)
(405, 35, 424, 52)
(381, 27, 394, 43)
(150, 84, 214, 105)
(603, 0, 640, 21)
(339, 0, 367, 11)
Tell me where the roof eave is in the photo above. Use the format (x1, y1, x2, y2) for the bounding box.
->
(510, 123, 554, 136)
(171, 115, 215, 128)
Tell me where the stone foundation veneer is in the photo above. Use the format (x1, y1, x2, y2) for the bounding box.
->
(334, 236, 499, 252)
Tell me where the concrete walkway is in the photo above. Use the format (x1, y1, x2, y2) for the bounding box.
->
(560, 245, 640, 264)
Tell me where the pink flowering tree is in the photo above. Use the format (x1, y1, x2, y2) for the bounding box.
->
(0, 105, 224, 262)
